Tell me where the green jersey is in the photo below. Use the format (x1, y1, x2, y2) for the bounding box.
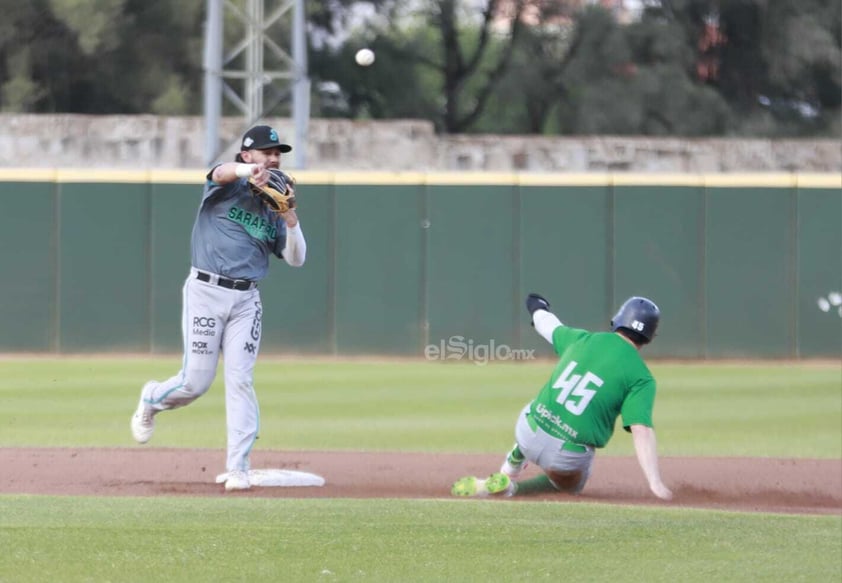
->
(529, 326, 656, 448)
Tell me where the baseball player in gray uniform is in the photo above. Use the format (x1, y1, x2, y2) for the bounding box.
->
(130, 125, 307, 491)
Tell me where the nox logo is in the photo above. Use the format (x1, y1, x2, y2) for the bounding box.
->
(191, 340, 212, 355)
(244, 342, 256, 354)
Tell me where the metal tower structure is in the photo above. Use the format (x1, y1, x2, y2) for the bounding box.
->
(203, 0, 310, 168)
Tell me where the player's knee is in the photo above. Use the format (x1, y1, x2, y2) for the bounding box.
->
(546, 470, 586, 494)
(224, 376, 254, 394)
(183, 370, 216, 397)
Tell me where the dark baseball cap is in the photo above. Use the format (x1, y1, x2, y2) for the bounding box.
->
(240, 125, 292, 153)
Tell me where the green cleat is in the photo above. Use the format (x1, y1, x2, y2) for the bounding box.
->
(485, 472, 514, 496)
(451, 476, 480, 496)
(451, 473, 515, 497)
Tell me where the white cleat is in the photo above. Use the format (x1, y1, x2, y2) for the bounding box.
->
(130, 382, 156, 444)
(224, 470, 251, 492)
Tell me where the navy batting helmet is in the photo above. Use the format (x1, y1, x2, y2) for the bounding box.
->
(610, 296, 660, 344)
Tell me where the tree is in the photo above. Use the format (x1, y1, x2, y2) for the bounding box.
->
(655, 0, 840, 136)
(0, 0, 204, 114)
(479, 3, 730, 136)
(308, 0, 394, 39)
(502, 0, 839, 137)
(0, 0, 69, 112)
(0, 0, 836, 138)
(472, 1, 578, 133)
(431, 0, 527, 132)
(308, 0, 529, 133)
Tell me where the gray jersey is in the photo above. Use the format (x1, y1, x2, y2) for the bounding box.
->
(190, 176, 287, 281)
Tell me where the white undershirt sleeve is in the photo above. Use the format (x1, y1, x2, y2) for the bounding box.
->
(281, 222, 307, 266)
(532, 309, 563, 344)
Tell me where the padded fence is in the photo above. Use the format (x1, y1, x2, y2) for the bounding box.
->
(0, 169, 839, 358)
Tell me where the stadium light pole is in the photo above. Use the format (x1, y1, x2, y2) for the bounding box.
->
(203, 0, 223, 167)
(291, 0, 309, 169)
(203, 0, 310, 168)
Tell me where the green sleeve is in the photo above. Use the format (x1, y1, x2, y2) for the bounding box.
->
(551, 326, 590, 356)
(620, 377, 656, 431)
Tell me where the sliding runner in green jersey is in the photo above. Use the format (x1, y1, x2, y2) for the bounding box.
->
(451, 294, 672, 501)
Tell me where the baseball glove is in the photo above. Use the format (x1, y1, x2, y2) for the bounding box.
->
(249, 169, 295, 214)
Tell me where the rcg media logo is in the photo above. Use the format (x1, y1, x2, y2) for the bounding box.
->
(424, 336, 535, 366)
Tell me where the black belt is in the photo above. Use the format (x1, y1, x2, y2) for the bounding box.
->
(195, 271, 256, 291)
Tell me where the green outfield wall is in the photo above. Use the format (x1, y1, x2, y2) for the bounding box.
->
(0, 170, 839, 358)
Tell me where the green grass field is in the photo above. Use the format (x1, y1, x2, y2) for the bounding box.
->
(0, 357, 840, 582)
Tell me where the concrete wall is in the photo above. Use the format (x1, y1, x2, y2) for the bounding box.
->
(1, 114, 839, 173)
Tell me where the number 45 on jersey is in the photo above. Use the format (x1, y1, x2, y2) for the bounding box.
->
(552, 361, 603, 415)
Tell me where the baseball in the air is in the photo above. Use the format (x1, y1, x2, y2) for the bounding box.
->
(355, 48, 375, 67)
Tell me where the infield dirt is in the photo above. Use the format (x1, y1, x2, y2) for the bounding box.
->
(1, 448, 839, 515)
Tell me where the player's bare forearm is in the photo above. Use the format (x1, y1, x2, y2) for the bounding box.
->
(280, 208, 298, 228)
(211, 162, 270, 186)
(630, 424, 673, 500)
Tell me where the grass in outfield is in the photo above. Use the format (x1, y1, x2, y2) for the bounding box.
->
(1, 358, 839, 582)
(1, 496, 840, 583)
(0, 357, 839, 458)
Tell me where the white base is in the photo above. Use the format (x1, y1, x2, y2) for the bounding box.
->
(215, 469, 325, 487)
